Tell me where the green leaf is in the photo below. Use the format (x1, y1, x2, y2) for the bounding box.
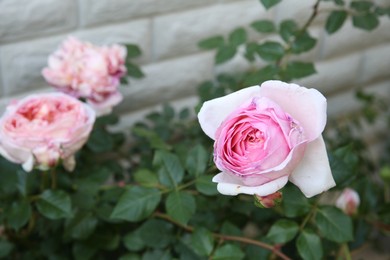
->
(154, 150, 184, 188)
(73, 243, 96, 260)
(0, 240, 14, 258)
(228, 28, 247, 47)
(315, 206, 353, 243)
(266, 219, 299, 243)
(119, 253, 141, 260)
(256, 41, 285, 61)
(138, 219, 173, 248)
(143, 249, 172, 260)
(195, 175, 218, 196)
(291, 33, 317, 54)
(350, 1, 374, 12)
(243, 65, 278, 86)
(284, 61, 316, 79)
(260, 0, 282, 10)
(213, 244, 244, 260)
(126, 44, 142, 58)
(123, 229, 145, 251)
(186, 144, 209, 176)
(215, 45, 237, 64)
(36, 189, 72, 219)
(132, 127, 170, 150)
(110, 186, 161, 221)
(352, 13, 379, 30)
(133, 169, 159, 187)
(326, 11, 348, 34)
(250, 20, 275, 33)
(198, 36, 225, 49)
(279, 20, 298, 42)
(282, 185, 311, 217)
(16, 170, 28, 196)
(65, 212, 98, 240)
(191, 228, 214, 256)
(297, 229, 323, 260)
(7, 199, 31, 231)
(166, 191, 196, 225)
(87, 128, 114, 153)
(127, 62, 145, 78)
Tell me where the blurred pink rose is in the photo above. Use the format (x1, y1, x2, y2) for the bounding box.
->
(0, 93, 95, 172)
(42, 37, 127, 116)
(336, 188, 360, 215)
(198, 80, 335, 198)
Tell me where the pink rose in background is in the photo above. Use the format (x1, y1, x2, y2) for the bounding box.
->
(198, 80, 335, 198)
(336, 188, 360, 215)
(42, 37, 127, 116)
(0, 93, 95, 172)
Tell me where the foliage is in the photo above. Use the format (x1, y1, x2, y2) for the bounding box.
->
(1, 0, 389, 259)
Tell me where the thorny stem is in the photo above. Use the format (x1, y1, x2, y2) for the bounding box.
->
(154, 212, 291, 260)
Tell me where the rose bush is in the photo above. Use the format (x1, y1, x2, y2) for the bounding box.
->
(0, 93, 95, 172)
(336, 188, 360, 215)
(42, 37, 127, 115)
(198, 80, 335, 198)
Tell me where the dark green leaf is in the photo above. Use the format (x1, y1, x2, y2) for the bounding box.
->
(133, 127, 170, 150)
(228, 28, 247, 47)
(73, 243, 96, 260)
(186, 144, 209, 176)
(198, 36, 225, 49)
(284, 61, 316, 79)
(256, 41, 285, 61)
(16, 170, 28, 196)
(7, 199, 31, 230)
(139, 219, 173, 248)
(65, 212, 98, 240)
(166, 191, 196, 225)
(282, 185, 311, 217)
(110, 186, 161, 221)
(266, 219, 299, 243)
(195, 175, 218, 196)
(243, 65, 278, 86)
(297, 229, 323, 260)
(260, 0, 282, 9)
(127, 62, 145, 78)
(350, 1, 374, 12)
(133, 169, 159, 187)
(0, 240, 14, 258)
(119, 253, 141, 260)
(87, 128, 114, 153)
(279, 20, 298, 42)
(326, 11, 348, 34)
(126, 44, 142, 58)
(250, 20, 275, 33)
(191, 228, 214, 256)
(142, 249, 172, 260)
(215, 45, 237, 64)
(220, 221, 242, 236)
(213, 244, 244, 260)
(36, 189, 72, 219)
(352, 13, 379, 30)
(291, 33, 317, 54)
(154, 150, 184, 188)
(315, 206, 353, 242)
(123, 229, 145, 251)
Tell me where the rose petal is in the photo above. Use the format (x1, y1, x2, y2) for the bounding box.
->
(212, 172, 288, 196)
(288, 136, 335, 198)
(259, 80, 327, 141)
(198, 86, 260, 139)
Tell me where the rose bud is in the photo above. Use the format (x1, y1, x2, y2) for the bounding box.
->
(254, 191, 283, 208)
(336, 188, 360, 216)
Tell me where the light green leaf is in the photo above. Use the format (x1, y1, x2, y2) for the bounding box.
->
(260, 0, 282, 10)
(7, 199, 31, 231)
(195, 175, 218, 196)
(198, 36, 225, 49)
(133, 169, 159, 187)
(213, 244, 244, 260)
(297, 229, 323, 260)
(352, 13, 379, 30)
(215, 45, 237, 64)
(250, 20, 275, 33)
(166, 191, 196, 225)
(36, 189, 72, 219)
(266, 219, 299, 243)
(110, 186, 161, 221)
(191, 228, 214, 256)
(228, 28, 247, 47)
(326, 11, 348, 34)
(154, 150, 184, 188)
(186, 144, 209, 177)
(256, 41, 285, 61)
(315, 206, 353, 243)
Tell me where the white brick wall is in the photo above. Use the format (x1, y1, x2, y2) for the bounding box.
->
(0, 0, 389, 138)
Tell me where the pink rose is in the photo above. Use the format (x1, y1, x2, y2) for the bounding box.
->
(198, 80, 335, 198)
(336, 188, 360, 215)
(42, 37, 127, 116)
(0, 93, 95, 172)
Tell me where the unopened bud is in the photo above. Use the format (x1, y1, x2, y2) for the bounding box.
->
(254, 191, 283, 208)
(336, 188, 360, 216)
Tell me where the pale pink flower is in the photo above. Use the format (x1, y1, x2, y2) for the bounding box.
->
(198, 80, 335, 198)
(0, 93, 95, 172)
(42, 37, 127, 116)
(336, 188, 360, 215)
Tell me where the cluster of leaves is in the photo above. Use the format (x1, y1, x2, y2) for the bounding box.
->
(1, 0, 390, 260)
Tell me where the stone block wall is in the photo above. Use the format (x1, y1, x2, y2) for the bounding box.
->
(0, 0, 389, 147)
